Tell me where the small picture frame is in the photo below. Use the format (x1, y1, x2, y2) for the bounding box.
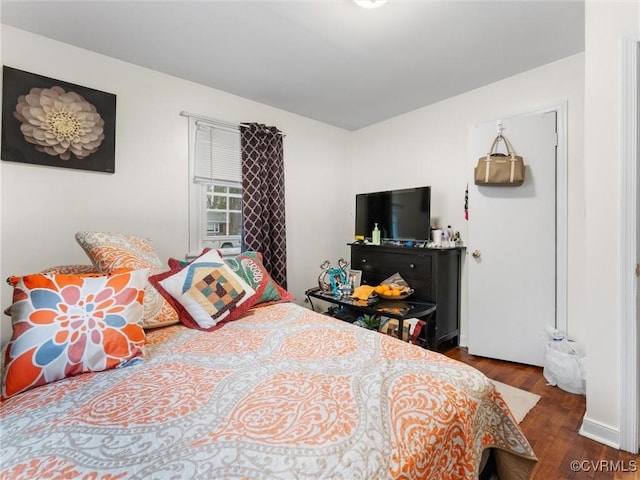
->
(328, 267, 347, 295)
(349, 269, 362, 288)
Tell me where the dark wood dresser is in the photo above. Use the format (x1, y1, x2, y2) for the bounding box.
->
(350, 243, 463, 349)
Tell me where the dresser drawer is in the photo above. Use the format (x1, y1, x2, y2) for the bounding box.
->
(351, 249, 434, 301)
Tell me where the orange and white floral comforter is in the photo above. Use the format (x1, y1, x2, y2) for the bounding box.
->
(0, 302, 536, 479)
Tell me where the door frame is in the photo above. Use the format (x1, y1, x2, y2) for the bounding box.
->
(555, 102, 569, 335)
(525, 102, 569, 335)
(619, 31, 639, 454)
(528, 102, 569, 334)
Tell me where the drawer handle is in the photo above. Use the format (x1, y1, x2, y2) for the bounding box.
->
(409, 263, 415, 269)
(361, 258, 367, 264)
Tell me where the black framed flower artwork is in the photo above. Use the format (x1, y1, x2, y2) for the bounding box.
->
(1, 66, 116, 173)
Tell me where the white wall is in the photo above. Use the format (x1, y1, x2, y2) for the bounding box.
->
(347, 53, 586, 345)
(0, 25, 352, 345)
(581, 1, 640, 447)
(0, 26, 587, 357)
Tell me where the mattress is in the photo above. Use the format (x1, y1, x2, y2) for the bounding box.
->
(0, 302, 536, 479)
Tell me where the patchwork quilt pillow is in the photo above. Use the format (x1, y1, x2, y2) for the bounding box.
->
(2, 269, 148, 399)
(151, 249, 260, 331)
(75, 231, 179, 328)
(168, 250, 294, 307)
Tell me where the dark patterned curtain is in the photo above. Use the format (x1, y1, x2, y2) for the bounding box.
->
(240, 123, 287, 289)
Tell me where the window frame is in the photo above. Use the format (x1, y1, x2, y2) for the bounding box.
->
(185, 113, 242, 257)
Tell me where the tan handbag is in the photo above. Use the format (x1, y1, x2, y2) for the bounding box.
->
(474, 134, 525, 186)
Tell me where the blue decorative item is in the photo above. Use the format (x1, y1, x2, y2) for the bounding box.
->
(318, 258, 351, 295)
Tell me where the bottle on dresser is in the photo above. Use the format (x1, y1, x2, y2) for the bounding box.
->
(372, 223, 381, 245)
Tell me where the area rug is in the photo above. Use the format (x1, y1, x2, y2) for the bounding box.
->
(492, 380, 541, 423)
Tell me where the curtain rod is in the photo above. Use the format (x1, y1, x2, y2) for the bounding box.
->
(180, 111, 285, 137)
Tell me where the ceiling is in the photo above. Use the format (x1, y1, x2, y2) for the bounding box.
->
(1, 0, 584, 131)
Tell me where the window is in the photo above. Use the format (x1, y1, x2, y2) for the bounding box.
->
(185, 113, 242, 256)
(206, 184, 242, 239)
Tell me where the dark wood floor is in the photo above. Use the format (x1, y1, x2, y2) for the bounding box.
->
(442, 345, 640, 480)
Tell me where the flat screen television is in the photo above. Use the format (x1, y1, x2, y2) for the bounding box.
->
(355, 186, 431, 242)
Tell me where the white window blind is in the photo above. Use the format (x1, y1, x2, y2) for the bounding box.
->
(183, 111, 244, 257)
(193, 120, 241, 184)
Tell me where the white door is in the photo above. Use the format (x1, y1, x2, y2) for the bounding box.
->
(467, 111, 558, 366)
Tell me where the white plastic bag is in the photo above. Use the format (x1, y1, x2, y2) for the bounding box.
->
(543, 338, 586, 395)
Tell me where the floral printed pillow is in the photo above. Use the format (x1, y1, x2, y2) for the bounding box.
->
(2, 269, 148, 399)
(3, 265, 99, 318)
(75, 231, 179, 329)
(39, 264, 99, 275)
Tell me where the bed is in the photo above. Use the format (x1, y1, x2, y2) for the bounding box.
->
(0, 301, 536, 479)
(1, 232, 536, 479)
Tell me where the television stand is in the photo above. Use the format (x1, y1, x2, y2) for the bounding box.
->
(305, 288, 437, 349)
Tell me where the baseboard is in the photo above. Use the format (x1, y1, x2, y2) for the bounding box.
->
(459, 334, 468, 347)
(579, 417, 620, 449)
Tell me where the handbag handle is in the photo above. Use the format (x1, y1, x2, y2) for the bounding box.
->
(486, 134, 516, 159)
